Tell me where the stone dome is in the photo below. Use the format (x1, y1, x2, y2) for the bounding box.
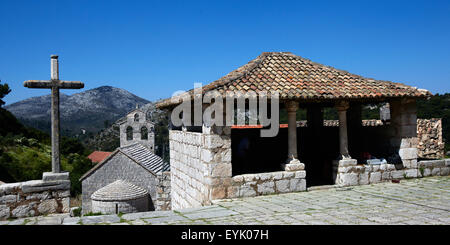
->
(91, 180, 148, 201)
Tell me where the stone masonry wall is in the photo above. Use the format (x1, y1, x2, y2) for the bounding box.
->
(155, 171, 171, 211)
(334, 159, 450, 187)
(0, 178, 70, 220)
(91, 198, 149, 214)
(169, 130, 210, 209)
(169, 127, 232, 210)
(417, 118, 445, 159)
(229, 171, 306, 198)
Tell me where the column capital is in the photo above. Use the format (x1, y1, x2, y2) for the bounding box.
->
(285, 100, 298, 112)
(335, 101, 349, 111)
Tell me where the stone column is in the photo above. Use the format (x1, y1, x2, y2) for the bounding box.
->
(336, 101, 350, 159)
(284, 101, 304, 171)
(333, 101, 357, 185)
(390, 98, 418, 169)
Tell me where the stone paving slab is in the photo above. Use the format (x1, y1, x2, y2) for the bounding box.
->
(2, 176, 449, 225)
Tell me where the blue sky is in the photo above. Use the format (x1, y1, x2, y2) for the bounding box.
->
(1, 0, 449, 105)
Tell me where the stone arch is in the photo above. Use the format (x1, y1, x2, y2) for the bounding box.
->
(126, 126, 133, 140)
(141, 126, 148, 140)
(134, 113, 140, 122)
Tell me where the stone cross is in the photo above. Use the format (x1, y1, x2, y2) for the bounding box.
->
(24, 55, 84, 173)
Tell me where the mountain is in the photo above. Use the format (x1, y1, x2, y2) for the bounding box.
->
(5, 86, 150, 136)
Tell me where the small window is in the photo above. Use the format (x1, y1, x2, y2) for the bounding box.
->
(134, 113, 139, 122)
(126, 126, 133, 140)
(141, 126, 148, 140)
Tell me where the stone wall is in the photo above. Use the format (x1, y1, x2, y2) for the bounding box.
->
(91, 198, 149, 214)
(334, 159, 449, 187)
(169, 126, 232, 210)
(229, 171, 306, 198)
(155, 171, 171, 211)
(0, 175, 70, 220)
(417, 118, 445, 159)
(81, 152, 158, 214)
(169, 130, 211, 209)
(418, 159, 450, 177)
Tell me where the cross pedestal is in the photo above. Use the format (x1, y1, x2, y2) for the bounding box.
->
(24, 55, 84, 179)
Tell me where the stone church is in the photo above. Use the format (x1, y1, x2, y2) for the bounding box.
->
(80, 108, 169, 214)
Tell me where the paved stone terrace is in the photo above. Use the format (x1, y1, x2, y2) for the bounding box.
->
(1, 176, 449, 225)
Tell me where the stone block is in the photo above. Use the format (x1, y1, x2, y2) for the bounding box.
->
(42, 172, 70, 182)
(201, 149, 214, 162)
(399, 148, 417, 160)
(338, 159, 357, 167)
(338, 166, 351, 173)
(431, 168, 440, 176)
(284, 162, 305, 171)
(61, 197, 70, 213)
(339, 173, 358, 186)
(211, 187, 227, 199)
(21, 180, 70, 193)
(380, 164, 387, 171)
(289, 178, 306, 192)
(243, 174, 257, 182)
(12, 204, 35, 218)
(222, 149, 232, 162)
(381, 171, 391, 181)
(257, 182, 275, 195)
(405, 169, 418, 178)
(210, 163, 231, 178)
(38, 199, 58, 214)
(387, 164, 396, 171)
(275, 179, 290, 193)
(0, 182, 22, 195)
(203, 135, 225, 149)
(372, 165, 380, 172)
(423, 168, 431, 177)
(359, 173, 369, 185)
(294, 171, 306, 179)
(239, 185, 256, 197)
(432, 160, 445, 167)
(369, 172, 382, 184)
(391, 170, 405, 180)
(403, 160, 412, 169)
(400, 137, 418, 148)
(272, 172, 284, 180)
(232, 175, 244, 184)
(227, 186, 238, 198)
(282, 171, 295, 179)
(0, 194, 17, 204)
(0, 205, 10, 220)
(446, 159, 450, 167)
(26, 191, 50, 200)
(440, 167, 450, 176)
(259, 173, 273, 181)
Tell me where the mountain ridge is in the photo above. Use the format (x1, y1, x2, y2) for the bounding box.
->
(5, 86, 151, 136)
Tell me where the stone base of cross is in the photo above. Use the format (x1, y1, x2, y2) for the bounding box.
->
(24, 55, 84, 176)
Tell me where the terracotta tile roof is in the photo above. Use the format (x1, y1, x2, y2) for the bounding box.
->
(157, 52, 431, 109)
(88, 151, 113, 163)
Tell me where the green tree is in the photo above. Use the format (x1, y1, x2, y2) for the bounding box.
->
(0, 80, 11, 107)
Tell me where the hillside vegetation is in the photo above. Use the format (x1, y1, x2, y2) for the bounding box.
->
(0, 108, 95, 196)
